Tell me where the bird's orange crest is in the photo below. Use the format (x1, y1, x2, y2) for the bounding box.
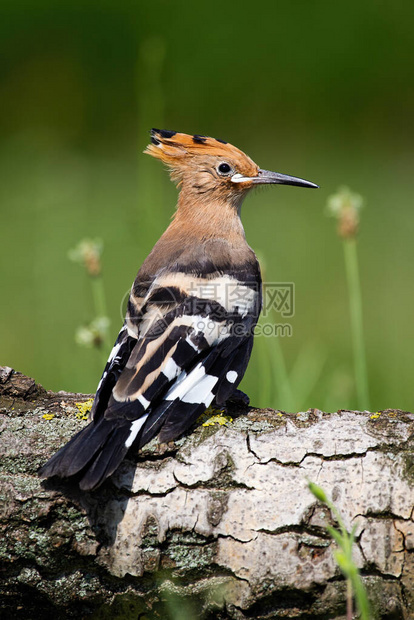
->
(144, 129, 259, 183)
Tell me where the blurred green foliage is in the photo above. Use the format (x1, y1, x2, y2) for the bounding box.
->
(1, 0, 413, 411)
(308, 481, 371, 619)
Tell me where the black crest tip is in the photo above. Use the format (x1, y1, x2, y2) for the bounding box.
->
(193, 135, 207, 144)
(158, 129, 177, 139)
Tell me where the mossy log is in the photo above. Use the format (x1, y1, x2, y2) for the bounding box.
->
(1, 365, 414, 619)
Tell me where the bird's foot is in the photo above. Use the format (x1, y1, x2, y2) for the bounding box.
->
(226, 389, 250, 407)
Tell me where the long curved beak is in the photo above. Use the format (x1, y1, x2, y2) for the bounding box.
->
(231, 169, 319, 189)
(254, 169, 319, 188)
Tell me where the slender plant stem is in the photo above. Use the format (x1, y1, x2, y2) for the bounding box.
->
(136, 37, 165, 239)
(343, 239, 370, 410)
(346, 577, 353, 620)
(256, 324, 274, 407)
(352, 568, 371, 619)
(309, 483, 371, 620)
(91, 276, 107, 319)
(269, 311, 295, 411)
(91, 276, 110, 363)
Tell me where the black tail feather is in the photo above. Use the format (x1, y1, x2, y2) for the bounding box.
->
(78, 425, 132, 491)
(136, 400, 175, 449)
(38, 424, 94, 480)
(38, 418, 125, 485)
(158, 401, 206, 443)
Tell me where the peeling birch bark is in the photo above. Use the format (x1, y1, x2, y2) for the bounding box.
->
(1, 366, 414, 619)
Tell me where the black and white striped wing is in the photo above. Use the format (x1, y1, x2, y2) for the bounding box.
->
(88, 323, 136, 422)
(101, 291, 255, 434)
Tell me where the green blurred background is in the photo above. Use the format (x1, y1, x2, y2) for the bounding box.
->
(1, 0, 413, 411)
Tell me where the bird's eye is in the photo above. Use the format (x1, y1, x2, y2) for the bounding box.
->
(217, 162, 232, 176)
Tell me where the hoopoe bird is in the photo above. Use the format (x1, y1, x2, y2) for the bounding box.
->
(39, 129, 318, 490)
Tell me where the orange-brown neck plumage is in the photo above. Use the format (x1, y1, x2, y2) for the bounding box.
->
(172, 191, 245, 243)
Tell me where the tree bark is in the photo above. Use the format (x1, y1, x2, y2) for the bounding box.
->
(1, 365, 414, 619)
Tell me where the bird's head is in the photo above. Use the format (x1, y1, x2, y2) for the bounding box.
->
(145, 129, 318, 209)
